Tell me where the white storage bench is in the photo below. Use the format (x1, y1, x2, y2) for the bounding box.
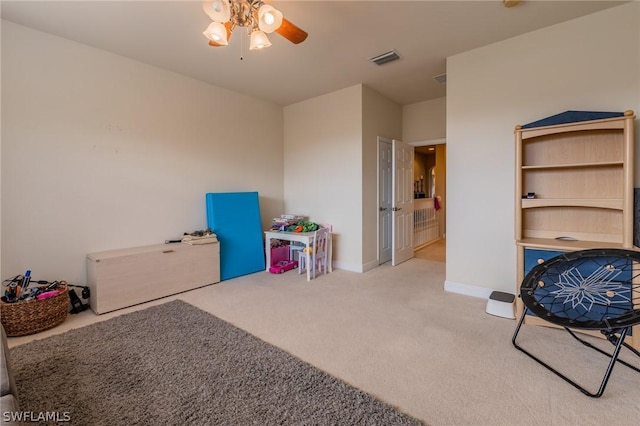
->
(86, 242, 220, 314)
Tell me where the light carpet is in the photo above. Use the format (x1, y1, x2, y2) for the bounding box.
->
(8, 252, 640, 425)
(9, 300, 424, 425)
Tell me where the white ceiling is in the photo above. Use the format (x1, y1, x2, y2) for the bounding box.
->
(1, 1, 626, 106)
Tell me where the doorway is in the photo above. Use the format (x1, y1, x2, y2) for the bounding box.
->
(414, 238, 446, 262)
(412, 140, 446, 263)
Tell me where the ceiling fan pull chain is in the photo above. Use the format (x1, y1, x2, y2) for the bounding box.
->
(240, 29, 244, 61)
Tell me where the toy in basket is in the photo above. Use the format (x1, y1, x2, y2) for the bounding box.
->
(1, 277, 69, 337)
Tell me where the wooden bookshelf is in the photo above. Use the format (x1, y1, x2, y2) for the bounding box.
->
(514, 110, 638, 349)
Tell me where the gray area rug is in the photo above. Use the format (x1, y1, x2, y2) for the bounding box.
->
(10, 300, 424, 425)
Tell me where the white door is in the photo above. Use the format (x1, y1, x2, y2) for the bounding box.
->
(378, 139, 392, 264)
(392, 139, 414, 266)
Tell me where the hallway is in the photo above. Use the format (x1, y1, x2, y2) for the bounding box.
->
(414, 238, 445, 262)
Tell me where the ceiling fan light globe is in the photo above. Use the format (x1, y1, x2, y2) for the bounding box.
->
(249, 29, 272, 50)
(203, 22, 228, 45)
(258, 4, 283, 33)
(203, 0, 231, 23)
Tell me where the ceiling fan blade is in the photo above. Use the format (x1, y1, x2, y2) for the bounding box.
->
(275, 18, 308, 44)
(208, 21, 234, 47)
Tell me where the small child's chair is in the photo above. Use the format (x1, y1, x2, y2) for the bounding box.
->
(289, 243, 304, 264)
(290, 224, 332, 268)
(298, 227, 330, 279)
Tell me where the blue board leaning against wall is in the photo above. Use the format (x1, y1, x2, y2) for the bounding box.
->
(206, 192, 266, 281)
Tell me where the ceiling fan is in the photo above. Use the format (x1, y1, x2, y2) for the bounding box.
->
(202, 0, 308, 50)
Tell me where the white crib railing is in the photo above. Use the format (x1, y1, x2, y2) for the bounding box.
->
(414, 198, 439, 249)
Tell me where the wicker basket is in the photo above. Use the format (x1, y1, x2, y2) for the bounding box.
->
(0, 286, 69, 337)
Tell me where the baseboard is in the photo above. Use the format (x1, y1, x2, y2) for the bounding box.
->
(362, 259, 380, 273)
(332, 260, 363, 273)
(331, 258, 380, 273)
(444, 280, 495, 299)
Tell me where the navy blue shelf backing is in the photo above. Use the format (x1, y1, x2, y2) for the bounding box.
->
(521, 111, 624, 129)
(635, 188, 640, 248)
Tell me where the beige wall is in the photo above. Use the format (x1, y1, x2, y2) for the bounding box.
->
(283, 84, 401, 272)
(283, 85, 363, 270)
(362, 85, 402, 270)
(445, 2, 640, 297)
(1, 21, 285, 283)
(2, 21, 403, 281)
(5, 3, 634, 288)
(403, 97, 446, 143)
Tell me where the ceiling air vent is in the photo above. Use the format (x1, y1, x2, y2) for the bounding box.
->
(369, 50, 400, 66)
(433, 73, 447, 85)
